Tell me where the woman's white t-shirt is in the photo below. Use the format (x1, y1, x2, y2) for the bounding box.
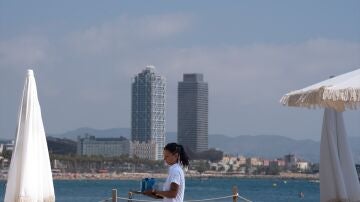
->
(163, 163, 185, 202)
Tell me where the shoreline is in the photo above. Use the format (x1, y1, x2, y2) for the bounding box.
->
(45, 172, 319, 181)
(0, 172, 319, 181)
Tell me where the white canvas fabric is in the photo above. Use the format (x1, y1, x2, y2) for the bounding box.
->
(281, 68, 360, 202)
(280, 68, 360, 111)
(4, 70, 55, 202)
(320, 109, 360, 202)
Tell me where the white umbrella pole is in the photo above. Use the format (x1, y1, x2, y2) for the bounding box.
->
(320, 108, 360, 202)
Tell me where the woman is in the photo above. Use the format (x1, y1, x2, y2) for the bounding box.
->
(144, 143, 189, 202)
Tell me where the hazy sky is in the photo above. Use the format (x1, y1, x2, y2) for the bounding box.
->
(1, 1, 359, 140)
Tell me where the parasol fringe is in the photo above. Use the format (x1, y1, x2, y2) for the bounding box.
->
(280, 87, 360, 112)
(323, 88, 360, 102)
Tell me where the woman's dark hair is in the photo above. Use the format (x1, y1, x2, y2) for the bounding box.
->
(164, 143, 189, 167)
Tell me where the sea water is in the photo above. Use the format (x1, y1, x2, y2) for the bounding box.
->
(0, 178, 319, 202)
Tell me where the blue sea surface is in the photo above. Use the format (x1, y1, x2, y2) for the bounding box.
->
(0, 178, 319, 202)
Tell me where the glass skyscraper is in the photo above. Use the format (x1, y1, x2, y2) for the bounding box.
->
(131, 66, 166, 160)
(178, 73, 208, 153)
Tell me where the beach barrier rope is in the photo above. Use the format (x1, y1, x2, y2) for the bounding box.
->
(236, 193, 253, 202)
(99, 198, 112, 202)
(99, 192, 252, 202)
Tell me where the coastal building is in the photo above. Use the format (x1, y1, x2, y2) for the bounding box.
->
(284, 154, 297, 170)
(296, 161, 309, 172)
(178, 73, 208, 153)
(131, 66, 166, 160)
(4, 140, 15, 152)
(77, 135, 130, 157)
(269, 159, 286, 170)
(131, 141, 157, 160)
(262, 159, 270, 167)
(237, 156, 247, 165)
(246, 157, 263, 167)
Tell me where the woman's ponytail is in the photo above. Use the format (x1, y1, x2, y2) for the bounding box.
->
(177, 144, 189, 167)
(164, 143, 190, 168)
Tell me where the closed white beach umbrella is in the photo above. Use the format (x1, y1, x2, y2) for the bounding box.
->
(281, 68, 360, 202)
(5, 70, 55, 202)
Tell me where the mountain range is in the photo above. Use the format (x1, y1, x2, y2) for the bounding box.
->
(49, 127, 360, 163)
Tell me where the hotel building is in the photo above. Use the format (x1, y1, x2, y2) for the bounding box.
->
(77, 135, 130, 157)
(131, 66, 166, 160)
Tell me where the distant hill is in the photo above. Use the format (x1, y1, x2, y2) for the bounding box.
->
(50, 127, 131, 140)
(208, 134, 320, 162)
(49, 127, 360, 163)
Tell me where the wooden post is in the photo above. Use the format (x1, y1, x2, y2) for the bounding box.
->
(112, 189, 117, 202)
(232, 186, 238, 202)
(128, 192, 133, 202)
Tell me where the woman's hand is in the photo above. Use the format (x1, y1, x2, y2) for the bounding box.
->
(142, 190, 164, 199)
(152, 183, 179, 199)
